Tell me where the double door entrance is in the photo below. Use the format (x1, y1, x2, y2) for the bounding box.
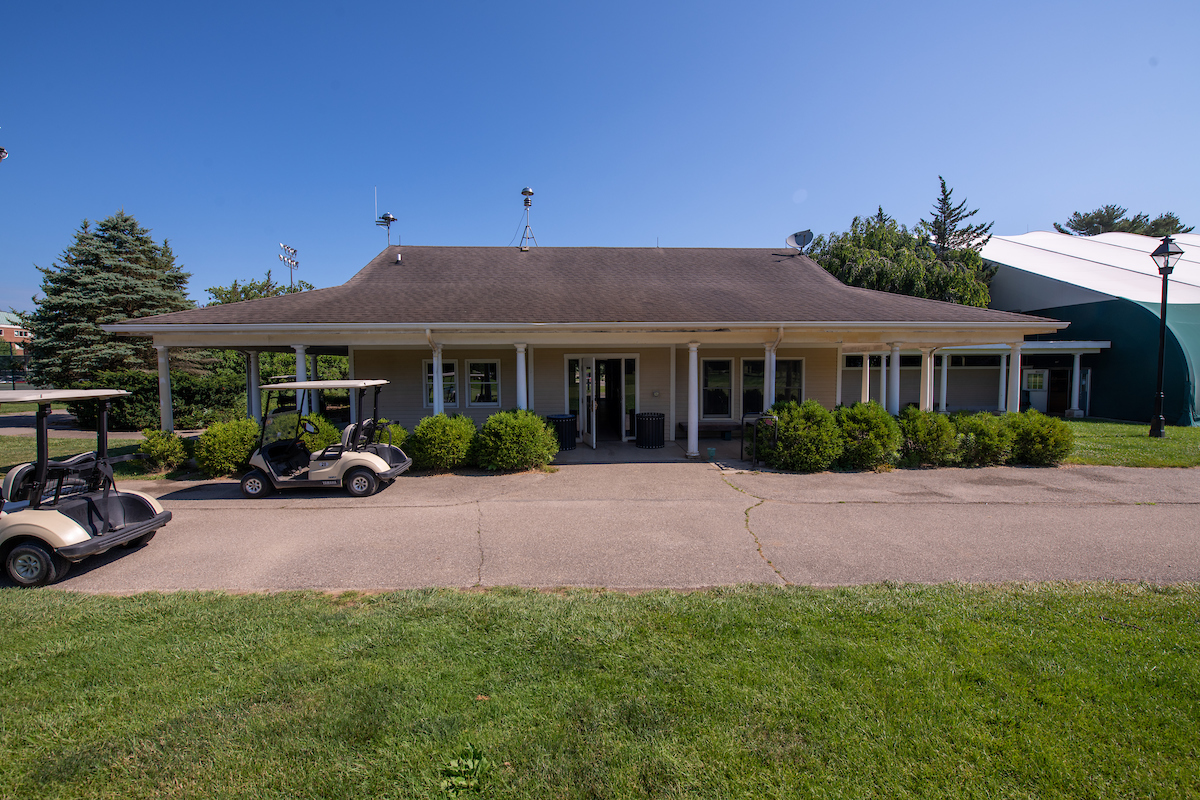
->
(568, 355, 637, 449)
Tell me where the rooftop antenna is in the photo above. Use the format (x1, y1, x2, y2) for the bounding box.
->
(278, 243, 299, 288)
(519, 187, 538, 251)
(786, 229, 813, 255)
(375, 186, 399, 246)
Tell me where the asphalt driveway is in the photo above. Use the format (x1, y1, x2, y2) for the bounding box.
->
(33, 462, 1200, 593)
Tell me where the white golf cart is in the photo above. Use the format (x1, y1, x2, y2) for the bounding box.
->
(241, 380, 412, 498)
(0, 389, 172, 587)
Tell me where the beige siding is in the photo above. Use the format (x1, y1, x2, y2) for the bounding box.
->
(839, 365, 1002, 411)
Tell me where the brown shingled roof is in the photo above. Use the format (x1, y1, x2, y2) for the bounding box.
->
(119, 246, 1046, 326)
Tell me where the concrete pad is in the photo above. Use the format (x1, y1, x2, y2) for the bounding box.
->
(752, 502, 1200, 585)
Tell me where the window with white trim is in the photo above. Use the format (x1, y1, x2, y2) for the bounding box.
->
(775, 359, 803, 404)
(702, 358, 732, 418)
(467, 360, 501, 407)
(423, 359, 458, 408)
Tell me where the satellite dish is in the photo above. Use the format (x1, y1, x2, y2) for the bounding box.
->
(786, 230, 813, 253)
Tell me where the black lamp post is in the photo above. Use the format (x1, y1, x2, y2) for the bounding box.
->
(1149, 235, 1185, 437)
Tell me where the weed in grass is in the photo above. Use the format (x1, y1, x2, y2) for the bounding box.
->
(440, 742, 491, 797)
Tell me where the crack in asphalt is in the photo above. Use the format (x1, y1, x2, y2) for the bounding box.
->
(721, 475, 788, 585)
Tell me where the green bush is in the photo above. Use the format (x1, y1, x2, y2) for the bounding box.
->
(300, 414, 342, 453)
(760, 400, 843, 473)
(472, 410, 559, 472)
(70, 369, 245, 431)
(952, 412, 1011, 467)
(836, 401, 901, 470)
(137, 429, 188, 472)
(898, 407, 958, 467)
(194, 418, 260, 477)
(375, 418, 409, 450)
(407, 414, 478, 471)
(1003, 410, 1075, 466)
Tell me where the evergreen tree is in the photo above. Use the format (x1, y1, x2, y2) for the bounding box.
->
(919, 176, 993, 258)
(809, 207, 993, 308)
(20, 211, 192, 387)
(1054, 205, 1193, 236)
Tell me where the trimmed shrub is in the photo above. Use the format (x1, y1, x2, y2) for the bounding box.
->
(138, 429, 187, 472)
(952, 412, 1010, 467)
(898, 407, 958, 467)
(300, 413, 341, 453)
(1003, 410, 1075, 466)
(761, 400, 843, 473)
(375, 418, 409, 450)
(194, 418, 259, 477)
(408, 414, 478, 471)
(472, 410, 559, 472)
(836, 401, 901, 470)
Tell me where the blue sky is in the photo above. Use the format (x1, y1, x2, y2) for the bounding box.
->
(2, 1, 1197, 311)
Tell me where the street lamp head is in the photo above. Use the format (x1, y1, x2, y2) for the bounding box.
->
(1150, 235, 1184, 275)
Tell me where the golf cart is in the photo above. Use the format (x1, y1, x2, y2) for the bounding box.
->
(241, 380, 412, 498)
(0, 389, 172, 587)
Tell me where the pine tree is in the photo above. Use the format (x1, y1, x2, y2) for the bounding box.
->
(919, 177, 993, 258)
(21, 211, 192, 387)
(1054, 205, 1193, 236)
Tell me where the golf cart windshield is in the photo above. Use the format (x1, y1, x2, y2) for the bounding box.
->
(262, 410, 301, 446)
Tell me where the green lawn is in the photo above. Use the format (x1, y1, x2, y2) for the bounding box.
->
(0, 401, 69, 414)
(0, 435, 143, 481)
(1, 584, 1196, 799)
(1065, 419, 1200, 467)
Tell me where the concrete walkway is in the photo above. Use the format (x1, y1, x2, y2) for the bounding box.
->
(36, 460, 1200, 594)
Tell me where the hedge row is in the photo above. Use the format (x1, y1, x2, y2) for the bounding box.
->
(189, 409, 559, 477)
(757, 401, 1074, 473)
(71, 369, 245, 431)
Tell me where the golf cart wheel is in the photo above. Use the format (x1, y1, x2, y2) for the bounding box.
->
(5, 542, 67, 587)
(240, 470, 272, 498)
(345, 467, 378, 498)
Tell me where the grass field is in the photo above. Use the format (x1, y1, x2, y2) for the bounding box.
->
(0, 436, 144, 481)
(1, 584, 1196, 799)
(1065, 419, 1200, 467)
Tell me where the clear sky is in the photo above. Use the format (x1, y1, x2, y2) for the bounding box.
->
(2, 1, 1197, 312)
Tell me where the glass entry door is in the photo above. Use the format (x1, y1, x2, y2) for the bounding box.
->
(581, 356, 597, 449)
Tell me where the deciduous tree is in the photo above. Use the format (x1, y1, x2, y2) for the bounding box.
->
(809, 207, 992, 308)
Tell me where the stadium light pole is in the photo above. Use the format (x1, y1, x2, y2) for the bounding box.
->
(1148, 235, 1184, 437)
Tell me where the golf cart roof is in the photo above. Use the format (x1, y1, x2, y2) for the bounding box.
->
(0, 389, 131, 405)
(259, 380, 389, 390)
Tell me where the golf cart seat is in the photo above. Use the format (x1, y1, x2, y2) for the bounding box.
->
(2, 463, 34, 503)
(264, 439, 310, 477)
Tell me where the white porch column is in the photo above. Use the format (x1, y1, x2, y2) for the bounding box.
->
(687, 342, 700, 458)
(1067, 352, 1083, 417)
(347, 348, 358, 423)
(860, 354, 871, 403)
(155, 345, 173, 433)
(879, 352, 887, 405)
(887, 343, 901, 415)
(526, 345, 535, 411)
(919, 348, 934, 412)
(432, 345, 444, 416)
(997, 355, 1008, 411)
(309, 353, 319, 415)
(835, 345, 844, 407)
(939, 350, 949, 412)
(1007, 343, 1022, 414)
(515, 343, 528, 410)
(764, 343, 777, 412)
(248, 351, 261, 422)
(292, 345, 308, 415)
(669, 346, 676, 440)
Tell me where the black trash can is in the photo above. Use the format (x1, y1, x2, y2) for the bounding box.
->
(635, 412, 665, 449)
(546, 413, 577, 451)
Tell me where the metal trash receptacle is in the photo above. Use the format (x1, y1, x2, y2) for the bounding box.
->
(547, 414, 577, 451)
(635, 412, 665, 449)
